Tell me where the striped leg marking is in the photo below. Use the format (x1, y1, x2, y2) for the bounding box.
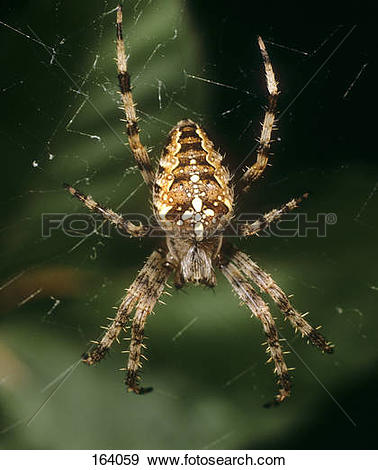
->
(116, 4, 154, 186)
(241, 37, 279, 193)
(64, 184, 148, 237)
(240, 194, 308, 237)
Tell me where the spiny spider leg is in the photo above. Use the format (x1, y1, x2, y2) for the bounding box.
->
(116, 4, 154, 186)
(83, 249, 171, 365)
(240, 36, 279, 193)
(228, 248, 334, 354)
(125, 255, 172, 394)
(240, 193, 308, 237)
(64, 184, 148, 237)
(221, 258, 291, 403)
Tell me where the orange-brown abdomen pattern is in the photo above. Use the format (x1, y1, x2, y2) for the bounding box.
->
(153, 119, 233, 240)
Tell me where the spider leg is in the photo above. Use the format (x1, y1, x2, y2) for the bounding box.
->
(125, 257, 171, 394)
(221, 257, 291, 403)
(240, 194, 307, 237)
(227, 248, 334, 354)
(239, 37, 279, 193)
(83, 248, 171, 365)
(116, 4, 154, 187)
(64, 183, 148, 237)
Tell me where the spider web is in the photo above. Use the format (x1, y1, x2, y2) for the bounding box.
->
(0, 2, 376, 451)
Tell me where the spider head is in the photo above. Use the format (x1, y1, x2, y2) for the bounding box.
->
(180, 243, 215, 286)
(167, 237, 221, 288)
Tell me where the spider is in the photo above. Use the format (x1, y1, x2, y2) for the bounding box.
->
(65, 4, 333, 404)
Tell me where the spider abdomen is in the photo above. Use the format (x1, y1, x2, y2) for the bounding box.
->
(153, 119, 233, 241)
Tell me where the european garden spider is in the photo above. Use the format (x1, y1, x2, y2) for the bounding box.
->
(65, 4, 333, 404)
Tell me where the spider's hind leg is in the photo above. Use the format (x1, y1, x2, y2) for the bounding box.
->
(239, 37, 279, 194)
(116, 4, 154, 187)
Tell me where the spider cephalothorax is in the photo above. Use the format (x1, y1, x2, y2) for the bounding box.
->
(65, 4, 333, 404)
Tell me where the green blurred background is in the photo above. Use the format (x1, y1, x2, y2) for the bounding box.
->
(0, 1, 376, 450)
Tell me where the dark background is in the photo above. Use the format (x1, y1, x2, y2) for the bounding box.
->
(0, 1, 376, 450)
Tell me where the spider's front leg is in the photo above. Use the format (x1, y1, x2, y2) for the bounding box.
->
(82, 249, 172, 380)
(124, 257, 171, 394)
(221, 258, 291, 404)
(229, 248, 334, 354)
